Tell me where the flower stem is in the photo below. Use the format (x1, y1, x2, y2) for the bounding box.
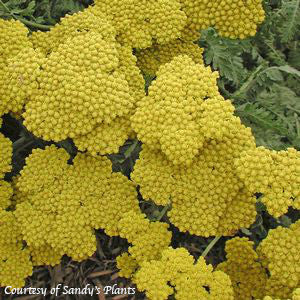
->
(156, 204, 171, 221)
(201, 236, 222, 258)
(124, 139, 139, 159)
(15, 17, 52, 30)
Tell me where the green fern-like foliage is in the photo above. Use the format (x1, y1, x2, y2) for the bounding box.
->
(0, 0, 92, 26)
(199, 28, 248, 88)
(280, 0, 300, 43)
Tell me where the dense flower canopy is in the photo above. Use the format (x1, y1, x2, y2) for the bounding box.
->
(14, 145, 140, 261)
(134, 247, 235, 300)
(1, 1, 299, 298)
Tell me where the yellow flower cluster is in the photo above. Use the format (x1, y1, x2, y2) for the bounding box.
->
(235, 147, 300, 217)
(117, 210, 172, 266)
(9, 175, 26, 209)
(24, 32, 137, 150)
(72, 43, 144, 155)
(131, 55, 257, 236)
(0, 131, 12, 177)
(0, 243, 32, 289)
(92, 0, 187, 48)
(0, 19, 31, 62)
(0, 180, 13, 210)
(74, 117, 132, 157)
(136, 39, 204, 76)
(258, 288, 300, 300)
(257, 221, 300, 299)
(215, 227, 300, 300)
(29, 244, 62, 267)
(14, 145, 140, 262)
(179, 0, 265, 41)
(0, 130, 20, 289)
(72, 43, 143, 155)
(0, 210, 32, 288)
(116, 44, 145, 101)
(134, 247, 234, 300)
(116, 252, 139, 279)
(216, 237, 268, 300)
(132, 55, 240, 166)
(0, 210, 22, 246)
(24, 11, 144, 155)
(31, 0, 265, 53)
(30, 9, 116, 55)
(132, 146, 175, 206)
(1, 47, 42, 115)
(0, 130, 13, 210)
(0, 19, 37, 116)
(132, 121, 257, 237)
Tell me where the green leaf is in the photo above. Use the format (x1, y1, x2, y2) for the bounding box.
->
(237, 102, 291, 137)
(241, 228, 252, 236)
(288, 48, 300, 69)
(199, 28, 248, 87)
(11, 0, 35, 16)
(278, 215, 292, 227)
(280, 0, 300, 43)
(264, 68, 284, 81)
(5, 0, 27, 7)
(237, 88, 299, 149)
(50, 0, 84, 19)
